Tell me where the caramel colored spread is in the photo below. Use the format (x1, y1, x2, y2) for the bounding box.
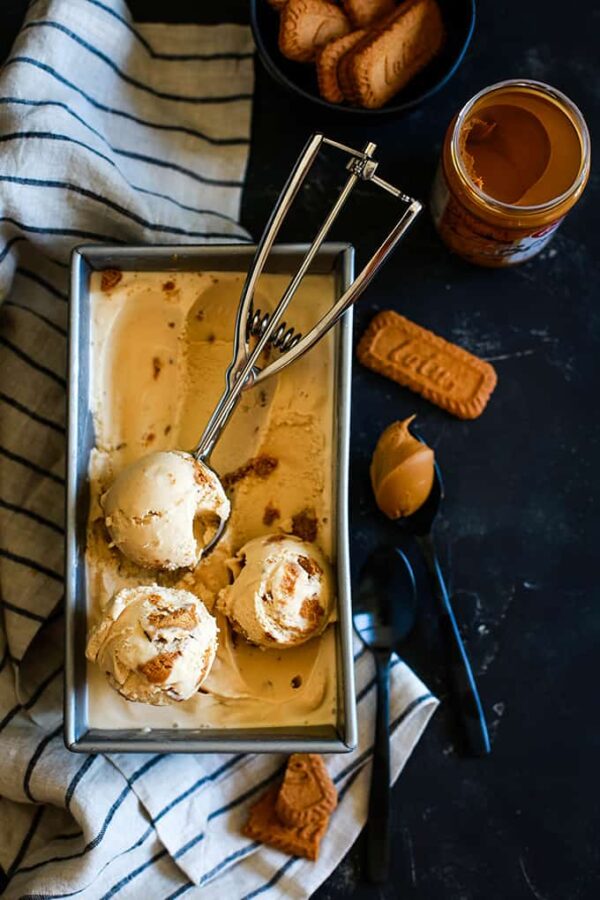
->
(370, 416, 434, 519)
(461, 90, 582, 207)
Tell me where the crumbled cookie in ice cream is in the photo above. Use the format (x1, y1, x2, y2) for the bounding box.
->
(86, 585, 218, 704)
(218, 534, 333, 648)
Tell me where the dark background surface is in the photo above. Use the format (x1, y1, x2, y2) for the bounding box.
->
(2, 1, 599, 898)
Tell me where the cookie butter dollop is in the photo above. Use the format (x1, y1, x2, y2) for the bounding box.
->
(102, 451, 230, 571)
(217, 535, 333, 649)
(86, 585, 218, 705)
(370, 416, 434, 518)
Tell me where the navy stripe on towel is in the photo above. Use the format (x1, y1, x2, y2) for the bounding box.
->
(65, 756, 97, 811)
(0, 95, 249, 147)
(13, 756, 166, 877)
(0, 214, 123, 245)
(0, 498, 64, 534)
(0, 391, 65, 433)
(23, 724, 63, 802)
(83, 0, 254, 61)
(15, 266, 68, 302)
(0, 665, 62, 735)
(2, 599, 54, 623)
(3, 302, 67, 337)
(20, 23, 252, 104)
(0, 445, 64, 485)
(6, 807, 45, 879)
(0, 335, 65, 387)
(0, 235, 26, 264)
(0, 172, 243, 236)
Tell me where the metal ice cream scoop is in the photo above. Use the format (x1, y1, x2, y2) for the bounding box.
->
(104, 134, 421, 569)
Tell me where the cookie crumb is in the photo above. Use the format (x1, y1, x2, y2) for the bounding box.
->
(263, 503, 280, 526)
(100, 269, 122, 292)
(223, 455, 278, 490)
(297, 555, 322, 577)
(291, 507, 318, 542)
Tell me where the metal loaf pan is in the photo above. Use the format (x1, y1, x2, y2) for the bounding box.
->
(65, 243, 357, 754)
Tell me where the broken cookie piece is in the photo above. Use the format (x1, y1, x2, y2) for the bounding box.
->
(86, 585, 218, 705)
(243, 754, 337, 861)
(276, 753, 337, 826)
(100, 269, 123, 292)
(217, 534, 333, 648)
(338, 0, 445, 109)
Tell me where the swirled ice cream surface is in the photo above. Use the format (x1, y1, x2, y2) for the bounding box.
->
(86, 270, 337, 729)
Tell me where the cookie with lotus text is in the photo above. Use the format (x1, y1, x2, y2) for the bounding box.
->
(339, 0, 445, 108)
(357, 310, 498, 419)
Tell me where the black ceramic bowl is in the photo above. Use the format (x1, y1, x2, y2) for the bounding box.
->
(250, 0, 476, 117)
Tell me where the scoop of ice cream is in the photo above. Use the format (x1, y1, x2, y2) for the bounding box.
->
(217, 534, 333, 648)
(102, 451, 230, 570)
(86, 585, 218, 704)
(370, 416, 434, 518)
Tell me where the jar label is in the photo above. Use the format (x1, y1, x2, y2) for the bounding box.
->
(431, 162, 564, 266)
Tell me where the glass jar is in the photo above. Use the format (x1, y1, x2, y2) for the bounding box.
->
(431, 79, 591, 267)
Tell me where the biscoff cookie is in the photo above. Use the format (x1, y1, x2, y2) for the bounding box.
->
(342, 0, 396, 28)
(275, 754, 337, 826)
(316, 29, 366, 102)
(340, 0, 445, 108)
(279, 0, 351, 63)
(243, 784, 329, 861)
(357, 310, 498, 419)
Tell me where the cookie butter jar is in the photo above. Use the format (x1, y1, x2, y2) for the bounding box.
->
(431, 79, 590, 266)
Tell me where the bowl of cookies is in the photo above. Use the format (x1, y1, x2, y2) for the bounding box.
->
(250, 0, 475, 115)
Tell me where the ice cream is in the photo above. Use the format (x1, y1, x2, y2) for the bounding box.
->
(218, 535, 333, 648)
(86, 269, 337, 729)
(102, 450, 229, 570)
(370, 416, 434, 518)
(86, 585, 218, 704)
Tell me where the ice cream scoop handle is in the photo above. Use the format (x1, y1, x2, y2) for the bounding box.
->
(366, 650, 391, 883)
(418, 535, 491, 757)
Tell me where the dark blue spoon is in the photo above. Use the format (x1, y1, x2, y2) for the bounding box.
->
(404, 461, 491, 757)
(354, 545, 418, 884)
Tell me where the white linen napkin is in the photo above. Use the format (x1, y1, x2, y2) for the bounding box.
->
(0, 1, 438, 896)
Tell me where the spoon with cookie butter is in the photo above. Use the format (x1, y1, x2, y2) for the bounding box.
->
(370, 416, 491, 756)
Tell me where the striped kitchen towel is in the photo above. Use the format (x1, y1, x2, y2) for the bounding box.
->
(0, 0, 438, 897)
